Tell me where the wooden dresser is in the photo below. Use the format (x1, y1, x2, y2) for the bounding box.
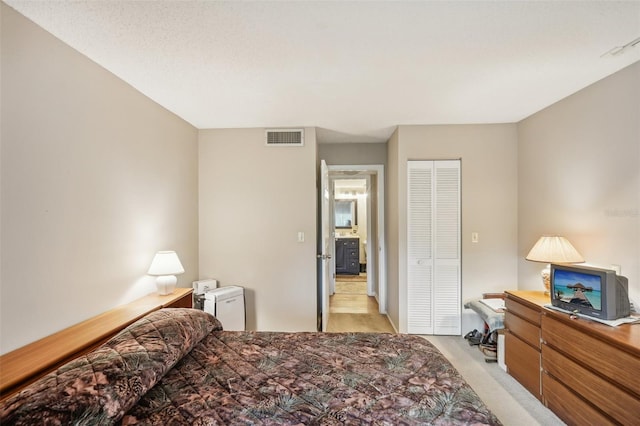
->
(504, 290, 640, 425)
(504, 290, 548, 401)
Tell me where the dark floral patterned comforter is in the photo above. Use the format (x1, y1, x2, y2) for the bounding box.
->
(1, 309, 501, 425)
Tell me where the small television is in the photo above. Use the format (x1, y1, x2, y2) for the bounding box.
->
(550, 263, 630, 320)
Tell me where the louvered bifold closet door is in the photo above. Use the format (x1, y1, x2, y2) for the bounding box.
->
(407, 162, 434, 334)
(433, 161, 461, 335)
(407, 160, 461, 335)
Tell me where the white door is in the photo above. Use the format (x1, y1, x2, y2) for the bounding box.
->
(407, 160, 461, 335)
(320, 160, 332, 331)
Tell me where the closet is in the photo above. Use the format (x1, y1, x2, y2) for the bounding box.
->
(407, 160, 461, 335)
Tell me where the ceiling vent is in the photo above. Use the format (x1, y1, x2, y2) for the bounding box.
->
(265, 129, 304, 146)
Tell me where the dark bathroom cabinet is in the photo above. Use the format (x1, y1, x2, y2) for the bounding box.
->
(335, 238, 359, 275)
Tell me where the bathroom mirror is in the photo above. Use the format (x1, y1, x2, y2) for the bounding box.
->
(335, 199, 357, 228)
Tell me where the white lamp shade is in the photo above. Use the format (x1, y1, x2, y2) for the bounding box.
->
(525, 236, 584, 264)
(147, 251, 185, 276)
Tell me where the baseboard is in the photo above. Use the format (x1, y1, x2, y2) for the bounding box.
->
(385, 313, 399, 333)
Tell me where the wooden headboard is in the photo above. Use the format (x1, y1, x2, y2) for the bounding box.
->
(0, 288, 192, 401)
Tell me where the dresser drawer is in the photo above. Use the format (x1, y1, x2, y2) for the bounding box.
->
(505, 331, 541, 400)
(505, 297, 541, 325)
(340, 238, 358, 248)
(543, 344, 640, 424)
(542, 373, 612, 426)
(505, 311, 540, 349)
(542, 315, 640, 397)
(338, 239, 358, 246)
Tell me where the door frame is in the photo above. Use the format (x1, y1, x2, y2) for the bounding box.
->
(328, 164, 386, 314)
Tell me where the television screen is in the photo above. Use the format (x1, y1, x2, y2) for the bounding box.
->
(552, 269, 602, 311)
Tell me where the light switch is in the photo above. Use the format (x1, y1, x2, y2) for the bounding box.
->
(472, 232, 479, 243)
(297, 231, 305, 243)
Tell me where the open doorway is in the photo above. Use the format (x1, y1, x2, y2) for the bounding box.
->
(327, 165, 386, 314)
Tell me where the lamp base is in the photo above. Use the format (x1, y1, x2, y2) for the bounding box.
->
(541, 265, 551, 295)
(156, 275, 177, 295)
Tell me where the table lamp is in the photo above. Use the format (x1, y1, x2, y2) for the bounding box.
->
(525, 236, 584, 295)
(147, 251, 184, 295)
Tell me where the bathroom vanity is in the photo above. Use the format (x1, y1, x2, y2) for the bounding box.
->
(335, 238, 360, 275)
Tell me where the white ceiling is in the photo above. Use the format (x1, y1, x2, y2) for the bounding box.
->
(5, 1, 640, 143)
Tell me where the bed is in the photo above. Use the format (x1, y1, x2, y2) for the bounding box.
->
(0, 308, 501, 425)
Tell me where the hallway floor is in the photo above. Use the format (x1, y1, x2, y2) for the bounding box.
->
(326, 274, 395, 333)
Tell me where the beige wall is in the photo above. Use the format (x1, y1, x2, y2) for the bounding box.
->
(198, 128, 317, 331)
(388, 124, 519, 333)
(518, 62, 640, 305)
(0, 4, 199, 354)
(3, 2, 636, 351)
(317, 142, 387, 167)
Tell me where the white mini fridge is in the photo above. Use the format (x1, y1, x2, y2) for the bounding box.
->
(203, 286, 245, 331)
